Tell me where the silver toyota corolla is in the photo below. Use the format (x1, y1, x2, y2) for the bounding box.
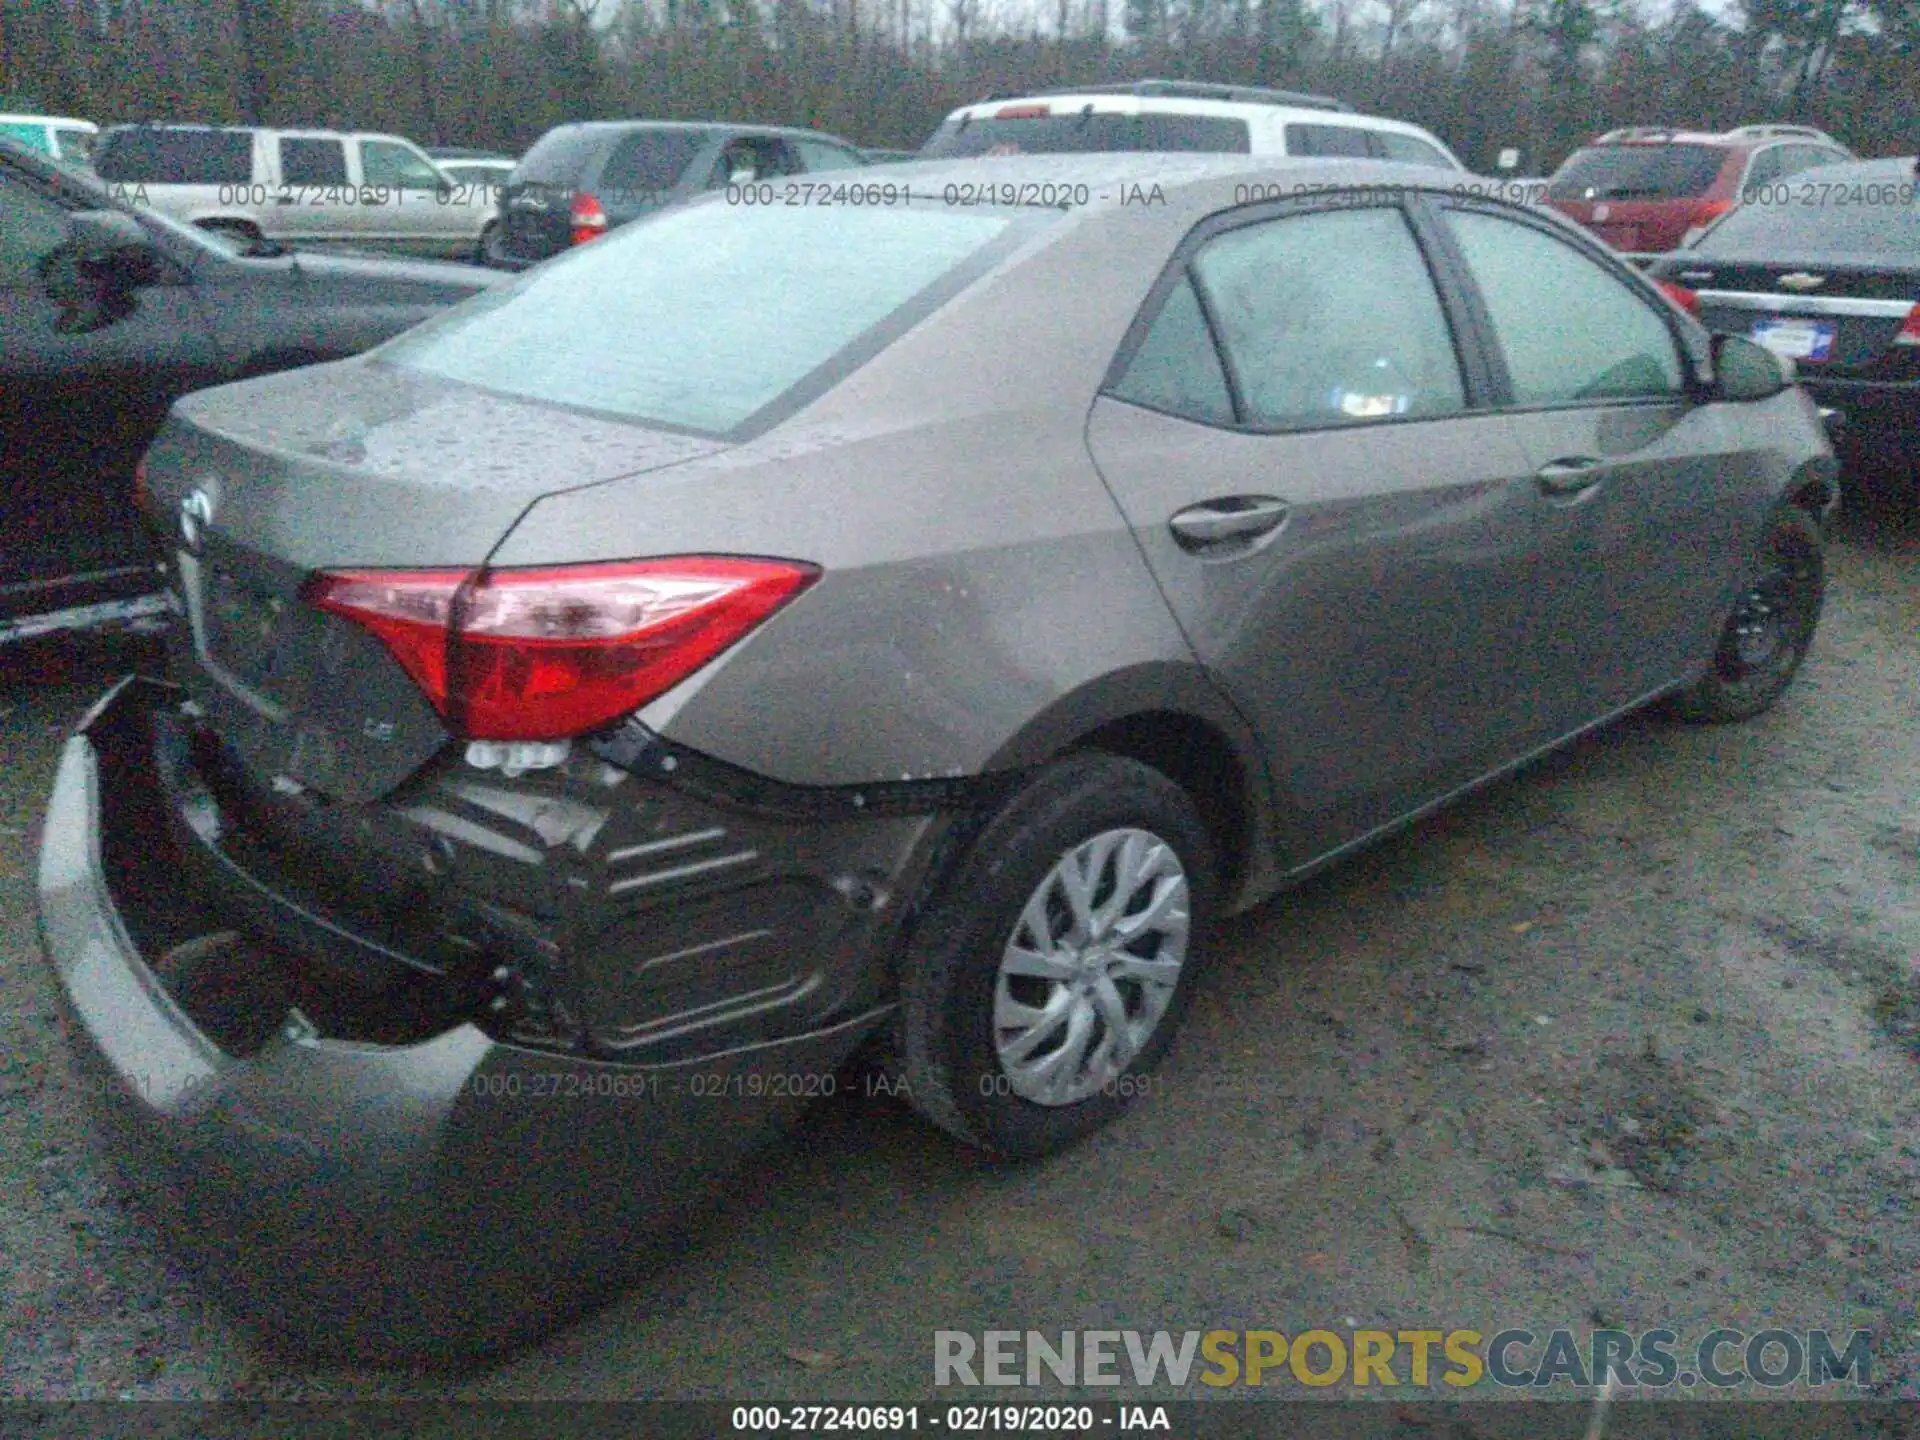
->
(37, 154, 1838, 1357)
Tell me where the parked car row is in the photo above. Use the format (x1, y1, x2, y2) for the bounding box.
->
(0, 138, 502, 644)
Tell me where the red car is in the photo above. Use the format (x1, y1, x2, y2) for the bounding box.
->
(1545, 124, 1854, 255)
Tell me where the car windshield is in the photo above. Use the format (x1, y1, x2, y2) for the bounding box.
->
(381, 199, 1027, 434)
(1548, 144, 1726, 200)
(1695, 170, 1920, 257)
(919, 112, 1251, 158)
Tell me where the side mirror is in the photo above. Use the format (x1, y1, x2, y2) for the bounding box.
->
(1712, 332, 1793, 402)
(1496, 147, 1520, 172)
(66, 209, 163, 289)
(728, 166, 756, 186)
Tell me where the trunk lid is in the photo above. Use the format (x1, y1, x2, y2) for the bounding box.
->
(143, 360, 728, 802)
(1672, 255, 1919, 374)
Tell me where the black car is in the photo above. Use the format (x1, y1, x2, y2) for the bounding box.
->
(485, 120, 869, 270)
(1647, 155, 1920, 494)
(0, 139, 506, 645)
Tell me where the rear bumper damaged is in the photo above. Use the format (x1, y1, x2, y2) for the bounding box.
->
(36, 677, 955, 1357)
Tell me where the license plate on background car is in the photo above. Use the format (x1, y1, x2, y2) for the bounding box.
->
(1751, 318, 1836, 362)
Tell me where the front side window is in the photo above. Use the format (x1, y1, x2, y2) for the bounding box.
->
(1377, 131, 1453, 169)
(381, 201, 1024, 435)
(1109, 276, 1235, 425)
(280, 137, 348, 186)
(1445, 209, 1685, 405)
(53, 128, 95, 162)
(795, 140, 866, 172)
(360, 140, 443, 190)
(0, 172, 69, 286)
(1189, 205, 1467, 429)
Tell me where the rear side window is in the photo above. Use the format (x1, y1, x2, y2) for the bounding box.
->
(918, 112, 1249, 158)
(280, 137, 348, 186)
(1110, 276, 1235, 424)
(1285, 124, 1377, 159)
(1547, 144, 1727, 201)
(513, 126, 611, 186)
(94, 128, 253, 184)
(1192, 206, 1466, 428)
(598, 129, 705, 202)
(382, 202, 1024, 434)
(53, 128, 95, 161)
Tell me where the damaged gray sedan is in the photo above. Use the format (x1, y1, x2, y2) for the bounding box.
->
(38, 154, 1839, 1358)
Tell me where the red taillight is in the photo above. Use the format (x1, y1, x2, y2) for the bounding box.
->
(1896, 302, 1920, 346)
(1657, 279, 1701, 316)
(133, 454, 150, 510)
(1692, 197, 1733, 230)
(994, 104, 1050, 119)
(306, 557, 819, 742)
(569, 192, 608, 246)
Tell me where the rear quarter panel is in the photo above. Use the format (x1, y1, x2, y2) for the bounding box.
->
(484, 200, 1238, 792)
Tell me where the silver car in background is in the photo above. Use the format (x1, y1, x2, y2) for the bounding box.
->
(38, 154, 1837, 1358)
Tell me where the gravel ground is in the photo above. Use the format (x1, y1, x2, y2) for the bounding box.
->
(1, 495, 1916, 1408)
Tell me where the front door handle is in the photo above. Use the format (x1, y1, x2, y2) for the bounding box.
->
(1536, 457, 1604, 496)
(1169, 496, 1291, 550)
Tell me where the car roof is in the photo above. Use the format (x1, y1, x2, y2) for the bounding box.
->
(0, 113, 96, 127)
(539, 119, 858, 144)
(939, 90, 1439, 138)
(1768, 154, 1918, 184)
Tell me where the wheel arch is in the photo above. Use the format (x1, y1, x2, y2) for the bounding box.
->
(979, 662, 1285, 913)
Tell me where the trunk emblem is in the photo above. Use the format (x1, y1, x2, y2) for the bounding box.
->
(1778, 272, 1826, 291)
(180, 489, 214, 551)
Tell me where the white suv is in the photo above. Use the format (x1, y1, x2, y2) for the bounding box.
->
(919, 80, 1468, 171)
(91, 124, 495, 261)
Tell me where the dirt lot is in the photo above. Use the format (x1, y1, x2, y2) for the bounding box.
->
(2, 497, 1917, 1408)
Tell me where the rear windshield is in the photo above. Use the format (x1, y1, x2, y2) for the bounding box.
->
(94, 127, 252, 184)
(919, 112, 1250, 158)
(1696, 174, 1920, 257)
(511, 126, 617, 186)
(381, 201, 1025, 434)
(597, 129, 705, 198)
(1547, 144, 1727, 201)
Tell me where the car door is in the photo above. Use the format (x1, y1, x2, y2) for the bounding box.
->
(0, 165, 223, 622)
(1085, 196, 1545, 860)
(273, 133, 353, 247)
(1428, 199, 1764, 731)
(359, 137, 468, 258)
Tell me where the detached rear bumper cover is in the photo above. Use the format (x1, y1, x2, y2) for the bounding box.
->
(36, 678, 894, 1357)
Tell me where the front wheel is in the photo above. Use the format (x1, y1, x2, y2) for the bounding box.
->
(1669, 505, 1824, 724)
(896, 754, 1215, 1158)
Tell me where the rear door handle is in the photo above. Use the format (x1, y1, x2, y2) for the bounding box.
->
(1169, 496, 1291, 550)
(1536, 457, 1604, 496)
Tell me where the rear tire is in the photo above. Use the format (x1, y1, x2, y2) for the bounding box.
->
(895, 754, 1215, 1159)
(1669, 506, 1824, 724)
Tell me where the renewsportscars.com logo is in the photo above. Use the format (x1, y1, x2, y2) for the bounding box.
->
(933, 1327, 1873, 1390)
